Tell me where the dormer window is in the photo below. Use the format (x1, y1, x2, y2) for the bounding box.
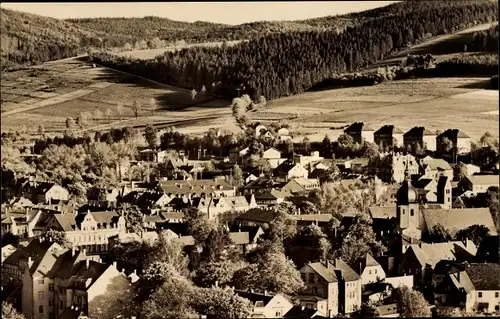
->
(410, 209, 414, 216)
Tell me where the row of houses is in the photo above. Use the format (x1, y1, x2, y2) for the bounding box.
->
(344, 123, 472, 153)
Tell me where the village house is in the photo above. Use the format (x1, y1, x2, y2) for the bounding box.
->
(277, 127, 292, 141)
(293, 151, 324, 168)
(410, 175, 452, 209)
(434, 262, 500, 314)
(356, 253, 387, 285)
(135, 191, 172, 210)
(403, 127, 437, 152)
(455, 162, 481, 179)
(458, 174, 499, 195)
(138, 149, 169, 162)
(158, 179, 235, 198)
(400, 240, 477, 289)
(2, 208, 44, 238)
(299, 261, 339, 317)
(372, 153, 419, 183)
(262, 147, 287, 169)
(235, 208, 276, 228)
(420, 157, 454, 181)
(374, 125, 404, 149)
(299, 259, 362, 316)
(229, 146, 249, 164)
(242, 176, 287, 195)
(437, 129, 471, 155)
(343, 122, 375, 144)
(274, 160, 309, 181)
(253, 189, 288, 207)
(25, 182, 69, 205)
(86, 188, 120, 208)
(21, 244, 133, 319)
(234, 290, 294, 318)
(375, 304, 400, 318)
(40, 211, 127, 254)
(281, 178, 320, 196)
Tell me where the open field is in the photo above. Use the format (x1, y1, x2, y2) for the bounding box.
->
(2, 21, 498, 143)
(114, 40, 246, 60)
(1, 57, 232, 132)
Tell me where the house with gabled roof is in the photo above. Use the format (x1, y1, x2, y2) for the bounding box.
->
(282, 178, 320, 196)
(42, 211, 126, 255)
(400, 240, 477, 288)
(420, 157, 454, 181)
(344, 122, 375, 144)
(158, 179, 235, 198)
(20, 243, 134, 319)
(234, 290, 294, 318)
(459, 174, 499, 195)
(27, 182, 69, 205)
(374, 125, 404, 149)
(86, 188, 120, 208)
(437, 263, 500, 314)
(275, 160, 309, 181)
(299, 261, 339, 317)
(356, 253, 387, 285)
(437, 129, 471, 155)
(404, 126, 437, 151)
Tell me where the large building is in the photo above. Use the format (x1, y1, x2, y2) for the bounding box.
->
(39, 211, 126, 254)
(344, 122, 375, 144)
(374, 125, 404, 149)
(403, 127, 437, 152)
(20, 243, 133, 319)
(437, 129, 471, 155)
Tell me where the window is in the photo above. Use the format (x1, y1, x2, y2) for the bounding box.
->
(309, 274, 315, 283)
(375, 269, 377, 274)
(38, 291, 44, 300)
(368, 270, 372, 275)
(410, 209, 414, 216)
(495, 305, 499, 311)
(39, 306, 44, 314)
(496, 292, 499, 298)
(313, 287, 318, 295)
(49, 283, 54, 291)
(446, 189, 450, 194)
(275, 310, 282, 317)
(478, 292, 483, 298)
(38, 279, 44, 285)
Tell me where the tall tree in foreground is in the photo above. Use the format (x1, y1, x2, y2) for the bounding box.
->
(195, 287, 252, 319)
(392, 286, 432, 317)
(2, 302, 25, 319)
(455, 224, 490, 246)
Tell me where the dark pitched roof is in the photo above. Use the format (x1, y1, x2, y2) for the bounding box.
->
(306, 262, 338, 283)
(53, 214, 78, 231)
(284, 305, 320, 318)
(438, 129, 470, 140)
(334, 258, 361, 281)
(66, 260, 110, 290)
(344, 122, 374, 133)
(234, 290, 273, 307)
(404, 126, 436, 138)
(235, 208, 275, 224)
(466, 263, 500, 290)
(374, 125, 404, 136)
(32, 182, 56, 195)
(369, 206, 396, 219)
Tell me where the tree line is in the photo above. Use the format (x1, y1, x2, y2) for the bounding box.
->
(90, 1, 498, 101)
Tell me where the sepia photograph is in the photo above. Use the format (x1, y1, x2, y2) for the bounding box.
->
(0, 1, 499, 318)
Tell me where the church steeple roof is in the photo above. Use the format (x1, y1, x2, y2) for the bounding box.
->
(397, 170, 417, 205)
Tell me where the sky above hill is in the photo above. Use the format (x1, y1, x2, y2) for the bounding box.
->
(1, 1, 398, 25)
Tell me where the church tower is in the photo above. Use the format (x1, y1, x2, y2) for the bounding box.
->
(396, 170, 421, 239)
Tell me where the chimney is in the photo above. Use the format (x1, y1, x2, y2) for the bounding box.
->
(72, 246, 76, 257)
(264, 290, 268, 296)
(134, 269, 137, 275)
(301, 306, 305, 311)
(28, 256, 34, 268)
(71, 305, 74, 310)
(86, 259, 90, 269)
(82, 248, 86, 256)
(113, 261, 117, 268)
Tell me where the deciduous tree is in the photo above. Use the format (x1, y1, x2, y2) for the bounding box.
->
(393, 286, 432, 317)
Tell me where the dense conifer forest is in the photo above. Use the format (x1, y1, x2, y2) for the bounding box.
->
(90, 0, 498, 100)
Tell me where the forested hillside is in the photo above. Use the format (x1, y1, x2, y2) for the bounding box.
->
(0, 1, 423, 69)
(90, 0, 498, 101)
